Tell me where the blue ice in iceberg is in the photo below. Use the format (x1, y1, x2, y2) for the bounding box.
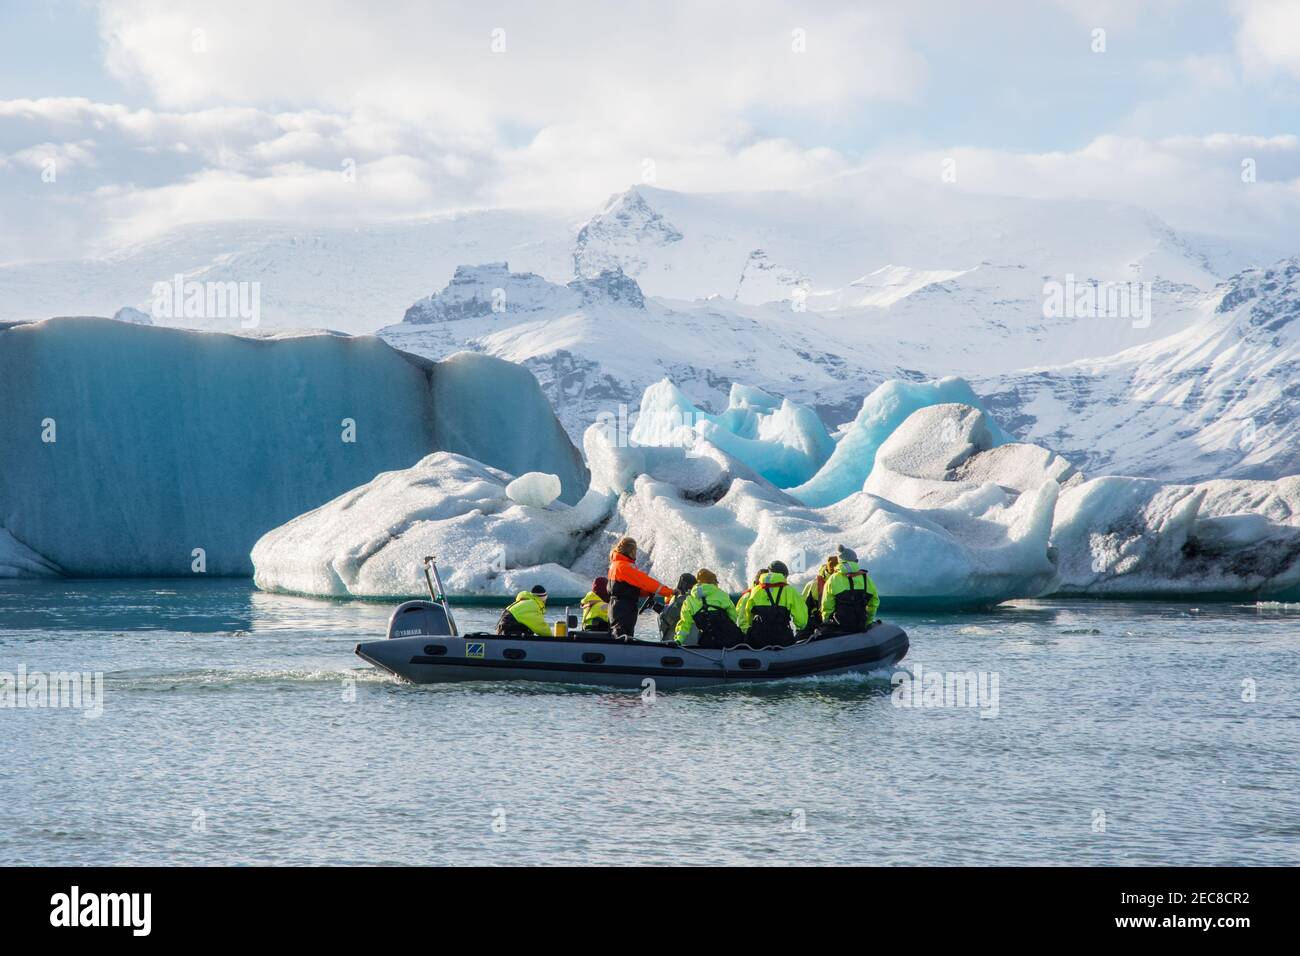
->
(789, 377, 1013, 507)
(0, 318, 588, 576)
(629, 379, 835, 488)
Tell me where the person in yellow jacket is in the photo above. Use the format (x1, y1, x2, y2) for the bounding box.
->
(496, 585, 553, 636)
(734, 567, 768, 625)
(819, 546, 880, 634)
(739, 560, 808, 646)
(799, 555, 839, 631)
(579, 576, 611, 631)
(674, 569, 743, 648)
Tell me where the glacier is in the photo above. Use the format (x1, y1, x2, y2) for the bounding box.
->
(378, 261, 891, 445)
(7, 176, 1297, 491)
(0, 318, 588, 577)
(0, 211, 580, 334)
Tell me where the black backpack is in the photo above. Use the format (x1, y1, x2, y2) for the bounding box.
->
(825, 571, 868, 633)
(496, 605, 530, 636)
(690, 587, 744, 649)
(748, 582, 795, 647)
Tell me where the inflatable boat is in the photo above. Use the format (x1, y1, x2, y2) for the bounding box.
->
(354, 558, 909, 690)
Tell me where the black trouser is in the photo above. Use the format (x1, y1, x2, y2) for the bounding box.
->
(696, 608, 743, 648)
(609, 579, 642, 637)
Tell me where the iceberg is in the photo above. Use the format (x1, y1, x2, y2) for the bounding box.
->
(865, 403, 1078, 509)
(256, 382, 1300, 605)
(596, 412, 1062, 608)
(254, 411, 1061, 607)
(0, 528, 62, 578)
(0, 318, 588, 577)
(429, 350, 588, 502)
(789, 377, 1014, 507)
(112, 306, 153, 325)
(630, 379, 836, 488)
(505, 471, 562, 509)
(848, 400, 1299, 598)
(1052, 475, 1300, 597)
(252, 452, 612, 599)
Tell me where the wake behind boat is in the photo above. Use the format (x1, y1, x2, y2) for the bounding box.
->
(354, 558, 909, 689)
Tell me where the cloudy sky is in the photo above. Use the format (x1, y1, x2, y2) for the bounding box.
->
(1, 0, 1298, 262)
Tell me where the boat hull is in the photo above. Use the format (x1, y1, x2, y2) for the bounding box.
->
(355, 622, 908, 690)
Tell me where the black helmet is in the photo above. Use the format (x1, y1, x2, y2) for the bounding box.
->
(768, 560, 789, 576)
(675, 572, 697, 594)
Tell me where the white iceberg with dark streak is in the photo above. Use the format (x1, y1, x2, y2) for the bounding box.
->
(1052, 476, 1300, 597)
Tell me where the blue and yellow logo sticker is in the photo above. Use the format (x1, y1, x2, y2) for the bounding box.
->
(465, 642, 486, 659)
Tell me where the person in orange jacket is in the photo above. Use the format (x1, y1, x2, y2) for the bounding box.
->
(606, 536, 673, 637)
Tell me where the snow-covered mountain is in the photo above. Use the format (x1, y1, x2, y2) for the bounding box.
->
(979, 259, 1300, 482)
(381, 250, 1300, 486)
(575, 173, 1229, 300)
(571, 175, 1244, 369)
(0, 210, 580, 334)
(379, 263, 901, 440)
(3, 170, 1295, 484)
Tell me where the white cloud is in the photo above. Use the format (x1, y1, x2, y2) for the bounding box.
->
(96, 0, 925, 137)
(1143, 53, 1238, 89)
(1, 0, 926, 256)
(1, 2, 1297, 262)
(1235, 0, 1300, 79)
(0, 139, 97, 173)
(885, 133, 1300, 246)
(0, 94, 862, 257)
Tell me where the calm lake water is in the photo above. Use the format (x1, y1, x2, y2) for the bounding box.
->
(1, 578, 1296, 866)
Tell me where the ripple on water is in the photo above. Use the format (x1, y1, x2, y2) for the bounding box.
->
(1, 581, 1297, 865)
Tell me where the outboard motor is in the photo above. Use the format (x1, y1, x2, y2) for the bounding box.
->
(386, 556, 460, 639)
(386, 600, 453, 640)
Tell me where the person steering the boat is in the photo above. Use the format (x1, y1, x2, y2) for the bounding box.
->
(580, 576, 611, 631)
(497, 585, 553, 637)
(818, 546, 879, 635)
(607, 537, 673, 638)
(740, 560, 808, 646)
(674, 569, 742, 648)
